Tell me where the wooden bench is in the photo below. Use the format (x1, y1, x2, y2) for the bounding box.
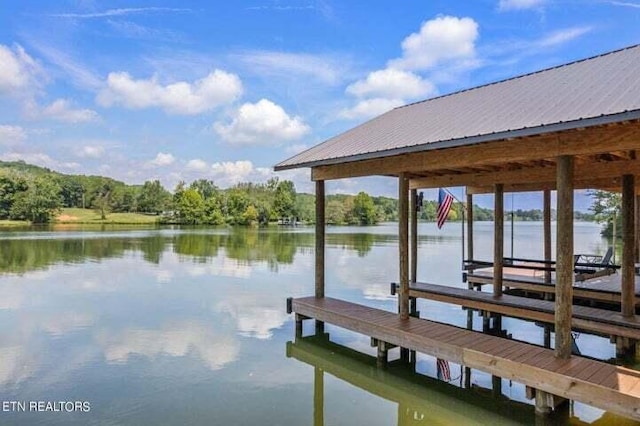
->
(289, 296, 640, 421)
(391, 281, 640, 349)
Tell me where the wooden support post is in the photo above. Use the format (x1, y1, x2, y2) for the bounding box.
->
(555, 155, 574, 359)
(543, 325, 551, 349)
(314, 367, 324, 426)
(492, 375, 502, 398)
(315, 180, 325, 334)
(399, 174, 410, 320)
(494, 184, 504, 296)
(467, 193, 474, 264)
(377, 342, 388, 369)
(295, 313, 304, 338)
(636, 195, 640, 262)
(543, 189, 552, 287)
(410, 189, 418, 283)
(622, 174, 636, 318)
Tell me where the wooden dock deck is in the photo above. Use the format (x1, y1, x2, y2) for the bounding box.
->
(404, 281, 640, 342)
(467, 268, 640, 306)
(290, 296, 640, 421)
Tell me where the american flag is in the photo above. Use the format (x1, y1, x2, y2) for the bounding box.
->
(437, 358, 451, 381)
(436, 188, 454, 229)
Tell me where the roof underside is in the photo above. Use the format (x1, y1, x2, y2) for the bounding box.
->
(275, 44, 640, 171)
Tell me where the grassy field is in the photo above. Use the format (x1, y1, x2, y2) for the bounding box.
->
(0, 219, 29, 227)
(56, 208, 160, 224)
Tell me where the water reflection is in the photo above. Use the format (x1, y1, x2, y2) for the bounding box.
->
(0, 222, 633, 425)
(287, 334, 535, 425)
(0, 227, 403, 275)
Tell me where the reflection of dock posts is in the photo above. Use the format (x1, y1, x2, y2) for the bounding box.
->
(315, 180, 326, 335)
(620, 175, 637, 358)
(314, 366, 324, 426)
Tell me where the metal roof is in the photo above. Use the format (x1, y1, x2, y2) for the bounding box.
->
(275, 44, 640, 171)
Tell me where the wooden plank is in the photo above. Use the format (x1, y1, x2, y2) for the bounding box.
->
(311, 121, 640, 181)
(291, 296, 640, 421)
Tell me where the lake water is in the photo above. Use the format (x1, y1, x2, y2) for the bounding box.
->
(0, 221, 637, 425)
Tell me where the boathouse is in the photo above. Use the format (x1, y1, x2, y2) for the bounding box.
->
(276, 45, 640, 420)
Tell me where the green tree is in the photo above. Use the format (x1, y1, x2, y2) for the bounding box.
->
(351, 191, 378, 225)
(175, 188, 205, 224)
(589, 190, 621, 237)
(273, 180, 296, 220)
(0, 174, 27, 219)
(190, 179, 218, 200)
(138, 180, 170, 214)
(242, 205, 259, 225)
(10, 177, 62, 223)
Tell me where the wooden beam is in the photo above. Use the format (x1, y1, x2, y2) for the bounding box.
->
(494, 184, 504, 297)
(622, 174, 635, 318)
(399, 174, 409, 320)
(543, 189, 552, 285)
(409, 158, 640, 190)
(555, 155, 574, 359)
(312, 121, 640, 181)
(467, 193, 474, 262)
(316, 180, 325, 298)
(410, 189, 418, 283)
(466, 177, 623, 194)
(636, 195, 640, 262)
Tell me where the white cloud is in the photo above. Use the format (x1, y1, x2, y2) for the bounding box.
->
(389, 16, 479, 71)
(0, 44, 42, 94)
(499, 0, 546, 10)
(186, 159, 208, 172)
(49, 7, 192, 19)
(0, 125, 27, 146)
(214, 99, 310, 145)
(211, 160, 256, 184)
(346, 68, 435, 99)
(41, 99, 99, 123)
(339, 98, 404, 120)
(76, 145, 105, 159)
(148, 152, 175, 167)
(234, 50, 349, 85)
(535, 27, 592, 48)
(97, 70, 243, 115)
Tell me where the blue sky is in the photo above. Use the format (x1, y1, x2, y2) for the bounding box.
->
(0, 0, 639, 210)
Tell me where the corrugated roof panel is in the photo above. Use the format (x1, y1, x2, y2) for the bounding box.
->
(276, 44, 640, 170)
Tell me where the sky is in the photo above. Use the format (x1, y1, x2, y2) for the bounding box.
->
(0, 0, 639, 210)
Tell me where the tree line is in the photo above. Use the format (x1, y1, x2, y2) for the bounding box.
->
(0, 160, 599, 225)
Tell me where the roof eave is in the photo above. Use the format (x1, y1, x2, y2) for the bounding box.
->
(273, 110, 640, 172)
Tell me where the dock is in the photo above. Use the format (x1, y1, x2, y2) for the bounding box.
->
(467, 268, 640, 307)
(276, 45, 640, 422)
(290, 296, 640, 420)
